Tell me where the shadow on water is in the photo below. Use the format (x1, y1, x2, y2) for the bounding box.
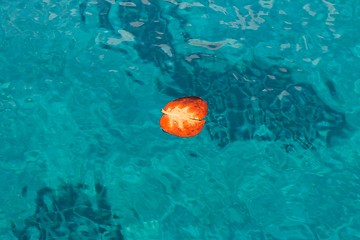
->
(11, 182, 124, 240)
(82, 1, 349, 150)
(159, 56, 348, 150)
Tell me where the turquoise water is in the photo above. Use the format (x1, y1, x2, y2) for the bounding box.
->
(1, 0, 360, 239)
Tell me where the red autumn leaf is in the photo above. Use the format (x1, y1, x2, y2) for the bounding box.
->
(160, 96, 208, 138)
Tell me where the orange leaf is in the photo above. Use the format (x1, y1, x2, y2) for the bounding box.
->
(160, 96, 208, 138)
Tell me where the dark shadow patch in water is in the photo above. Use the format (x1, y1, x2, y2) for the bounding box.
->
(80, 0, 114, 30)
(155, 55, 349, 149)
(97, 0, 114, 30)
(11, 182, 124, 240)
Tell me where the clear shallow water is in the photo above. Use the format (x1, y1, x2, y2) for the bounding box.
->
(1, 0, 360, 239)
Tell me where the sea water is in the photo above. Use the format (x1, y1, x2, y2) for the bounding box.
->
(1, 0, 360, 239)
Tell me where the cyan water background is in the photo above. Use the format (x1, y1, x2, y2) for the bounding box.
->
(1, 0, 360, 239)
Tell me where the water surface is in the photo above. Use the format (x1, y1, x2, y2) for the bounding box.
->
(1, 0, 360, 239)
